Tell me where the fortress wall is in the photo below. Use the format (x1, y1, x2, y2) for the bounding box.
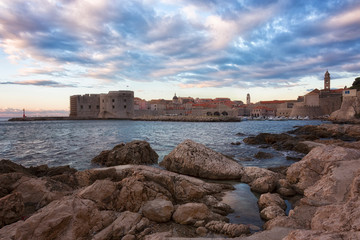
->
(319, 95, 342, 115)
(76, 94, 100, 118)
(290, 105, 323, 118)
(99, 91, 134, 119)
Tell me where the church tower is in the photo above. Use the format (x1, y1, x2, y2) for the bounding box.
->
(324, 70, 330, 91)
(246, 93, 250, 105)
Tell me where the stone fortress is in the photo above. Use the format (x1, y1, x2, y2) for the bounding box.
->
(70, 91, 134, 119)
(69, 71, 353, 119)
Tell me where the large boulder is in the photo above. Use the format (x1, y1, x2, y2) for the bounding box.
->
(92, 141, 159, 167)
(160, 139, 244, 180)
(142, 199, 174, 223)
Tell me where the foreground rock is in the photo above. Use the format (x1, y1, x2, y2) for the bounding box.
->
(160, 139, 244, 180)
(264, 144, 360, 238)
(0, 161, 234, 239)
(92, 140, 159, 167)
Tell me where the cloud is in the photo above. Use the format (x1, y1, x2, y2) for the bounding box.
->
(0, 0, 359, 90)
(0, 80, 76, 87)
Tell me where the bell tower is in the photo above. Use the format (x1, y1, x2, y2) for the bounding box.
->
(324, 70, 330, 91)
(246, 93, 250, 105)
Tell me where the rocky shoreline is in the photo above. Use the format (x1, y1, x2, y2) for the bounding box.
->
(1, 123, 360, 239)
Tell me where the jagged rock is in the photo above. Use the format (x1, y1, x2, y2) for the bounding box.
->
(5, 197, 117, 240)
(254, 151, 273, 159)
(92, 140, 159, 167)
(231, 141, 241, 145)
(205, 221, 250, 237)
(250, 175, 277, 193)
(241, 167, 278, 183)
(0, 192, 24, 227)
(93, 211, 149, 240)
(286, 145, 360, 194)
(142, 199, 174, 223)
(78, 179, 118, 210)
(196, 226, 208, 236)
(172, 203, 211, 225)
(260, 205, 286, 221)
(258, 193, 286, 210)
(160, 140, 244, 180)
(0, 159, 28, 174)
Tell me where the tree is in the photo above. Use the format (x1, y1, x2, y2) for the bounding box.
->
(350, 77, 360, 90)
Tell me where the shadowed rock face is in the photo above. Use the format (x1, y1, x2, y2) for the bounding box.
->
(92, 140, 159, 167)
(159, 139, 244, 180)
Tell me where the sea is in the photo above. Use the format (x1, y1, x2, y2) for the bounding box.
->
(0, 118, 324, 229)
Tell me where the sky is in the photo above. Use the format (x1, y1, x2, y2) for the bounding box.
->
(0, 0, 359, 117)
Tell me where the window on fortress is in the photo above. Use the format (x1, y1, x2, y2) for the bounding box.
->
(112, 105, 115, 109)
(124, 105, 126, 109)
(80, 105, 83, 109)
(89, 105, 91, 109)
(96, 105, 99, 109)
(112, 99, 115, 102)
(124, 99, 127, 102)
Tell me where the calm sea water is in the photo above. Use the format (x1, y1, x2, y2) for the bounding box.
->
(0, 119, 323, 170)
(0, 119, 324, 229)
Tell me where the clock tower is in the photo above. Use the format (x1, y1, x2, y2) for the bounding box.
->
(324, 70, 330, 91)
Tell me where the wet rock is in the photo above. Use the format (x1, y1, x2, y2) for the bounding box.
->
(231, 141, 241, 145)
(286, 156, 302, 161)
(205, 221, 250, 237)
(254, 151, 274, 159)
(250, 175, 277, 193)
(258, 193, 287, 210)
(260, 205, 286, 221)
(160, 139, 244, 180)
(172, 203, 210, 225)
(92, 140, 159, 167)
(142, 199, 174, 223)
(0, 192, 24, 227)
(236, 132, 246, 136)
